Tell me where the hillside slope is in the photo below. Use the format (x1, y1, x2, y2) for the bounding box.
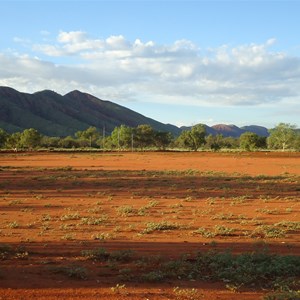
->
(0, 87, 180, 136)
(0, 86, 271, 138)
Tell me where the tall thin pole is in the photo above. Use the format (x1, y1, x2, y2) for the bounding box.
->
(102, 124, 105, 152)
(117, 128, 120, 151)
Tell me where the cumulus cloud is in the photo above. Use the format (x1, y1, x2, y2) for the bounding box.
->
(1, 31, 300, 108)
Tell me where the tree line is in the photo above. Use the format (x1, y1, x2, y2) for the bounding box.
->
(0, 123, 299, 151)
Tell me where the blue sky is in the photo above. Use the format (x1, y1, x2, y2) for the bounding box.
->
(1, 0, 299, 128)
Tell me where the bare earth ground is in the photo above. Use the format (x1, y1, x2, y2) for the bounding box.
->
(0, 151, 299, 299)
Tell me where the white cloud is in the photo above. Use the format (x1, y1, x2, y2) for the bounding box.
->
(1, 32, 300, 110)
(57, 31, 88, 44)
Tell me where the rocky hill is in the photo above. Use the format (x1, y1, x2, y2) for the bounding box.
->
(0, 86, 270, 137)
(0, 87, 180, 136)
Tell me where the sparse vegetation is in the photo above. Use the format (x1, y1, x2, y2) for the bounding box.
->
(0, 151, 299, 300)
(141, 221, 182, 234)
(47, 265, 88, 280)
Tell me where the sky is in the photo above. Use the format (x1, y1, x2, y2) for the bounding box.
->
(0, 0, 300, 128)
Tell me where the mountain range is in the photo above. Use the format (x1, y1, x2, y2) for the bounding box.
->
(0, 86, 269, 137)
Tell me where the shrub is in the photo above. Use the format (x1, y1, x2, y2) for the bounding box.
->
(141, 221, 181, 234)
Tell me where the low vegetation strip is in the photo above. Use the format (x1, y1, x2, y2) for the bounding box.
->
(1, 122, 300, 151)
(79, 247, 300, 291)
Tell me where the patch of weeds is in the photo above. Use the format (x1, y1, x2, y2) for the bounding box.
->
(86, 206, 102, 214)
(14, 251, 29, 260)
(41, 223, 51, 231)
(193, 227, 216, 238)
(60, 224, 75, 231)
(193, 225, 236, 238)
(173, 287, 204, 300)
(0, 244, 29, 260)
(61, 233, 76, 240)
(92, 232, 115, 240)
(110, 249, 135, 262)
(127, 224, 136, 232)
(184, 169, 200, 176)
(138, 200, 160, 216)
(230, 195, 250, 205)
(82, 247, 110, 261)
(116, 205, 136, 217)
(146, 200, 160, 207)
(118, 268, 133, 281)
(256, 208, 280, 215)
(8, 200, 23, 206)
(141, 270, 166, 282)
(82, 248, 134, 263)
(60, 212, 80, 221)
(225, 283, 244, 292)
(169, 203, 183, 209)
(137, 207, 148, 216)
(209, 241, 218, 247)
(161, 258, 194, 280)
(41, 214, 52, 221)
(113, 225, 122, 232)
(206, 251, 299, 289)
(212, 213, 234, 220)
(262, 290, 300, 300)
(54, 166, 73, 171)
(275, 221, 300, 231)
(141, 221, 182, 234)
(80, 215, 108, 225)
(285, 207, 293, 213)
(7, 221, 19, 228)
(111, 283, 127, 294)
(48, 265, 87, 280)
(0, 244, 13, 260)
(35, 194, 44, 200)
(183, 196, 194, 202)
(251, 227, 286, 239)
(21, 207, 33, 212)
(206, 197, 218, 205)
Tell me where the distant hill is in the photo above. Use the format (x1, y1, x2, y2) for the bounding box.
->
(0, 86, 271, 138)
(181, 124, 270, 138)
(211, 124, 243, 137)
(0, 87, 180, 136)
(212, 124, 269, 137)
(240, 125, 269, 137)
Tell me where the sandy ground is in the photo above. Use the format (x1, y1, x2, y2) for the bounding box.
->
(0, 151, 299, 299)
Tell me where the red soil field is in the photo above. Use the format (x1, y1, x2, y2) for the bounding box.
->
(0, 151, 299, 299)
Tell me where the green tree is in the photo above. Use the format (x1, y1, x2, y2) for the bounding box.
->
(40, 136, 61, 148)
(153, 131, 173, 150)
(20, 128, 42, 149)
(205, 134, 223, 151)
(239, 132, 261, 151)
(293, 134, 300, 151)
(267, 123, 297, 151)
(5, 132, 21, 150)
(177, 124, 206, 151)
(222, 137, 239, 149)
(100, 136, 113, 150)
(134, 124, 155, 150)
(75, 127, 100, 147)
(177, 130, 193, 150)
(110, 125, 133, 150)
(59, 136, 79, 148)
(0, 129, 9, 148)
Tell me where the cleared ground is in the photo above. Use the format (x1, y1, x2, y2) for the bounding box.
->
(0, 151, 299, 299)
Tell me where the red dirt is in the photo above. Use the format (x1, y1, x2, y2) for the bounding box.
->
(0, 151, 299, 299)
